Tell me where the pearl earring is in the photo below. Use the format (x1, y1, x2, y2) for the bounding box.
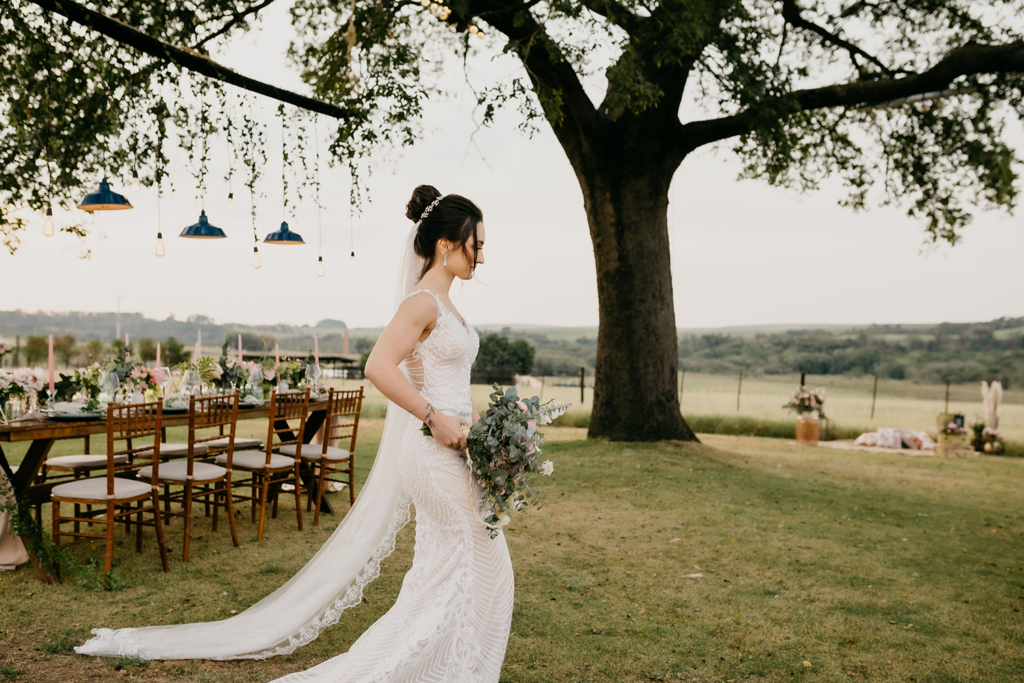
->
(443, 251, 448, 266)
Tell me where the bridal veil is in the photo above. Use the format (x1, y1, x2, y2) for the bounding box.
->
(76, 227, 425, 660)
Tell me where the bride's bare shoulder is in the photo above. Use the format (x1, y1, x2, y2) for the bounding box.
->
(395, 291, 440, 330)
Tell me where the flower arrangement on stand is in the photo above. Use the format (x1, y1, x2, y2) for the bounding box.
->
(783, 385, 825, 446)
(423, 385, 569, 538)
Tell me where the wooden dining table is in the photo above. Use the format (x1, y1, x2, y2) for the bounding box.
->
(0, 400, 333, 581)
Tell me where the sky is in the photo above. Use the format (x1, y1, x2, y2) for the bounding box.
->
(2, 4, 1023, 331)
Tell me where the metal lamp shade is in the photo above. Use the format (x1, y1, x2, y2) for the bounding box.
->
(263, 221, 305, 245)
(179, 210, 227, 239)
(77, 178, 133, 212)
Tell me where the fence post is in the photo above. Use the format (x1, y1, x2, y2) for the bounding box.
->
(14, 334, 20, 367)
(944, 381, 950, 414)
(800, 372, 806, 387)
(870, 374, 878, 419)
(580, 367, 585, 405)
(736, 372, 743, 413)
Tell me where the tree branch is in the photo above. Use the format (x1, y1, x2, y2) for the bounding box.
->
(576, 0, 642, 35)
(475, 0, 602, 148)
(193, 0, 280, 50)
(678, 40, 1024, 153)
(26, 0, 352, 119)
(781, 0, 895, 77)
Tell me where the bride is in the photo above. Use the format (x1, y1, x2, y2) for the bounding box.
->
(76, 185, 515, 682)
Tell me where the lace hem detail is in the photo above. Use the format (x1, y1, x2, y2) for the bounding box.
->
(74, 628, 141, 657)
(243, 493, 414, 660)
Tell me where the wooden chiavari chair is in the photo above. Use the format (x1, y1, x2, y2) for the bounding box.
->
(216, 389, 309, 541)
(279, 387, 362, 525)
(50, 401, 169, 575)
(137, 393, 240, 562)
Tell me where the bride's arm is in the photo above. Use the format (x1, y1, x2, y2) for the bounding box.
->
(364, 294, 468, 449)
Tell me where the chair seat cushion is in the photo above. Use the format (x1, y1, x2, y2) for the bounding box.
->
(138, 443, 209, 458)
(216, 450, 294, 470)
(207, 437, 263, 450)
(137, 462, 226, 483)
(46, 454, 128, 471)
(279, 444, 350, 462)
(52, 477, 151, 502)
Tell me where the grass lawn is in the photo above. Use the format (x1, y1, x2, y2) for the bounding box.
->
(1, 425, 1022, 682)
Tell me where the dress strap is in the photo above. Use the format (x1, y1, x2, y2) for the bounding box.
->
(404, 288, 441, 305)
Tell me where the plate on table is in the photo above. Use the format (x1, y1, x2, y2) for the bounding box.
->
(49, 411, 106, 421)
(238, 398, 264, 409)
(162, 406, 189, 414)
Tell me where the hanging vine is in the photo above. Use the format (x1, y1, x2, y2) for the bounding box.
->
(242, 95, 266, 242)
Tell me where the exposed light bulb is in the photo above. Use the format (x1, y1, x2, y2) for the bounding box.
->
(42, 207, 55, 237)
(131, 169, 141, 192)
(226, 192, 234, 212)
(350, 250, 356, 268)
(155, 231, 165, 257)
(317, 255, 325, 278)
(252, 245, 262, 269)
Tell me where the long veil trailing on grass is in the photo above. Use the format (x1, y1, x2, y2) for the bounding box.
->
(76, 227, 425, 660)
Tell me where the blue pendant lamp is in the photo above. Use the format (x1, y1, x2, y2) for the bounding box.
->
(180, 210, 227, 239)
(263, 221, 305, 245)
(77, 177, 133, 212)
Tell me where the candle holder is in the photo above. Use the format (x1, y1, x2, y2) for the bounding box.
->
(44, 388, 57, 416)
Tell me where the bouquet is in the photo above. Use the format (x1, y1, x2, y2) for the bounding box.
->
(783, 385, 826, 417)
(1, 368, 45, 407)
(422, 385, 569, 538)
(0, 337, 13, 359)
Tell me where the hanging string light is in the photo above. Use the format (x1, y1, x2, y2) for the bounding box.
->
(349, 213, 356, 267)
(131, 169, 141, 193)
(314, 114, 325, 277)
(418, 0, 483, 37)
(225, 90, 235, 211)
(155, 178, 165, 257)
(42, 207, 55, 237)
(41, 83, 55, 237)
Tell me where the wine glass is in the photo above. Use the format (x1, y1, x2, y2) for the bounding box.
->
(183, 368, 200, 396)
(305, 362, 322, 398)
(103, 371, 121, 403)
(247, 366, 265, 402)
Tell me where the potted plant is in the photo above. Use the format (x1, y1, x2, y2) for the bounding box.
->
(784, 385, 825, 446)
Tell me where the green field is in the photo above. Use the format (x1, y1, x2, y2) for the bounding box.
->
(3, 422, 1023, 682)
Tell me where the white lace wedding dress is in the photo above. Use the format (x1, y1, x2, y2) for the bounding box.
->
(272, 290, 515, 682)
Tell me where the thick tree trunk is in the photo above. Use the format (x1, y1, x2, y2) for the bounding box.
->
(575, 153, 698, 442)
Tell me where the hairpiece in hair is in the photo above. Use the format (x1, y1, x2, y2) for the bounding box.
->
(419, 195, 445, 222)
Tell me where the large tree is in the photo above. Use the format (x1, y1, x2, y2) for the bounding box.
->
(2, 0, 1023, 440)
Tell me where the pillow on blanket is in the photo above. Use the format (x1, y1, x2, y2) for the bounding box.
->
(876, 428, 902, 449)
(854, 432, 879, 447)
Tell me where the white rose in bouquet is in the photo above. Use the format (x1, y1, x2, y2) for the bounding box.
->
(540, 460, 554, 476)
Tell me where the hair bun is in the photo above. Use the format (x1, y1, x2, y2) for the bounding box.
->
(406, 185, 442, 222)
